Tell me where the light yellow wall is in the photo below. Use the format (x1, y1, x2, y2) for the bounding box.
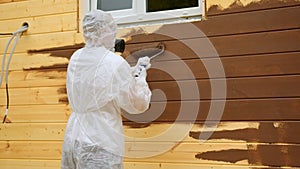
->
(0, 0, 77, 168)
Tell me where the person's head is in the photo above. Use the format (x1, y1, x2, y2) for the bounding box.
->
(82, 10, 117, 50)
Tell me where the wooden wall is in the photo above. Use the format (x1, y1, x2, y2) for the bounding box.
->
(0, 0, 300, 168)
(0, 0, 77, 168)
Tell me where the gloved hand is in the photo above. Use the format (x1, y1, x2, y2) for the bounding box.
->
(137, 56, 151, 70)
(133, 56, 151, 77)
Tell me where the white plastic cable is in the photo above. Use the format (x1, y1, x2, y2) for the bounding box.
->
(0, 34, 16, 86)
(1, 25, 28, 123)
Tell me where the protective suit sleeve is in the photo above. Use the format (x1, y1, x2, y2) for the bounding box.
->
(112, 59, 152, 114)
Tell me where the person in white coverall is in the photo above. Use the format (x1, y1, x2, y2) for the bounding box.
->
(61, 10, 152, 169)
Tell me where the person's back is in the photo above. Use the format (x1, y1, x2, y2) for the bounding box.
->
(61, 10, 152, 169)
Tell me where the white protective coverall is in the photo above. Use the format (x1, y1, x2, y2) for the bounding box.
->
(61, 10, 152, 169)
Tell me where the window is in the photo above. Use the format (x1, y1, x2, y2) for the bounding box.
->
(89, 0, 203, 27)
(97, 0, 132, 11)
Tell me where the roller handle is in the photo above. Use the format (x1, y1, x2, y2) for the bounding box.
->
(134, 64, 147, 77)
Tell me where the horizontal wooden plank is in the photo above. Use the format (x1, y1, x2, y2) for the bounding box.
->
(0, 104, 70, 123)
(1, 141, 298, 167)
(0, 0, 13, 4)
(0, 141, 62, 160)
(1, 122, 299, 144)
(0, 86, 67, 106)
(0, 159, 60, 169)
(0, 0, 27, 4)
(0, 31, 80, 55)
(220, 98, 300, 121)
(1, 99, 299, 123)
(208, 28, 299, 57)
(124, 98, 300, 122)
(202, 5, 300, 35)
(149, 75, 300, 101)
(0, 53, 70, 71)
(0, 12, 77, 36)
(125, 29, 300, 60)
(0, 160, 287, 169)
(125, 121, 300, 144)
(0, 0, 77, 20)
(0, 123, 66, 141)
(0, 75, 299, 106)
(123, 5, 300, 43)
(147, 52, 300, 81)
(5, 69, 67, 88)
(124, 142, 250, 161)
(0, 122, 207, 142)
(124, 162, 286, 169)
(206, 0, 300, 16)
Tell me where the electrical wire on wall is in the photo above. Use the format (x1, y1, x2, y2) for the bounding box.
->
(0, 23, 28, 123)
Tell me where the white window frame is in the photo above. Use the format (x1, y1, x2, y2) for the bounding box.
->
(88, 0, 203, 27)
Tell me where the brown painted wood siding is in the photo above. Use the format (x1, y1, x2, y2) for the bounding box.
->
(125, 0, 300, 167)
(0, 0, 299, 168)
(122, 1, 300, 167)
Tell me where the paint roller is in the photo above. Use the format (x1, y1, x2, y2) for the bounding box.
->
(132, 42, 165, 77)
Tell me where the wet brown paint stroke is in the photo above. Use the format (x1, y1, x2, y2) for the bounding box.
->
(27, 43, 84, 58)
(23, 63, 70, 71)
(195, 145, 300, 167)
(57, 88, 68, 104)
(26, 43, 84, 70)
(189, 122, 300, 144)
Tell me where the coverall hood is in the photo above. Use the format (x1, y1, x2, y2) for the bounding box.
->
(83, 10, 117, 50)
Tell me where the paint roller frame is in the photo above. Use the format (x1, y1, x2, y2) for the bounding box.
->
(149, 42, 165, 60)
(130, 42, 165, 62)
